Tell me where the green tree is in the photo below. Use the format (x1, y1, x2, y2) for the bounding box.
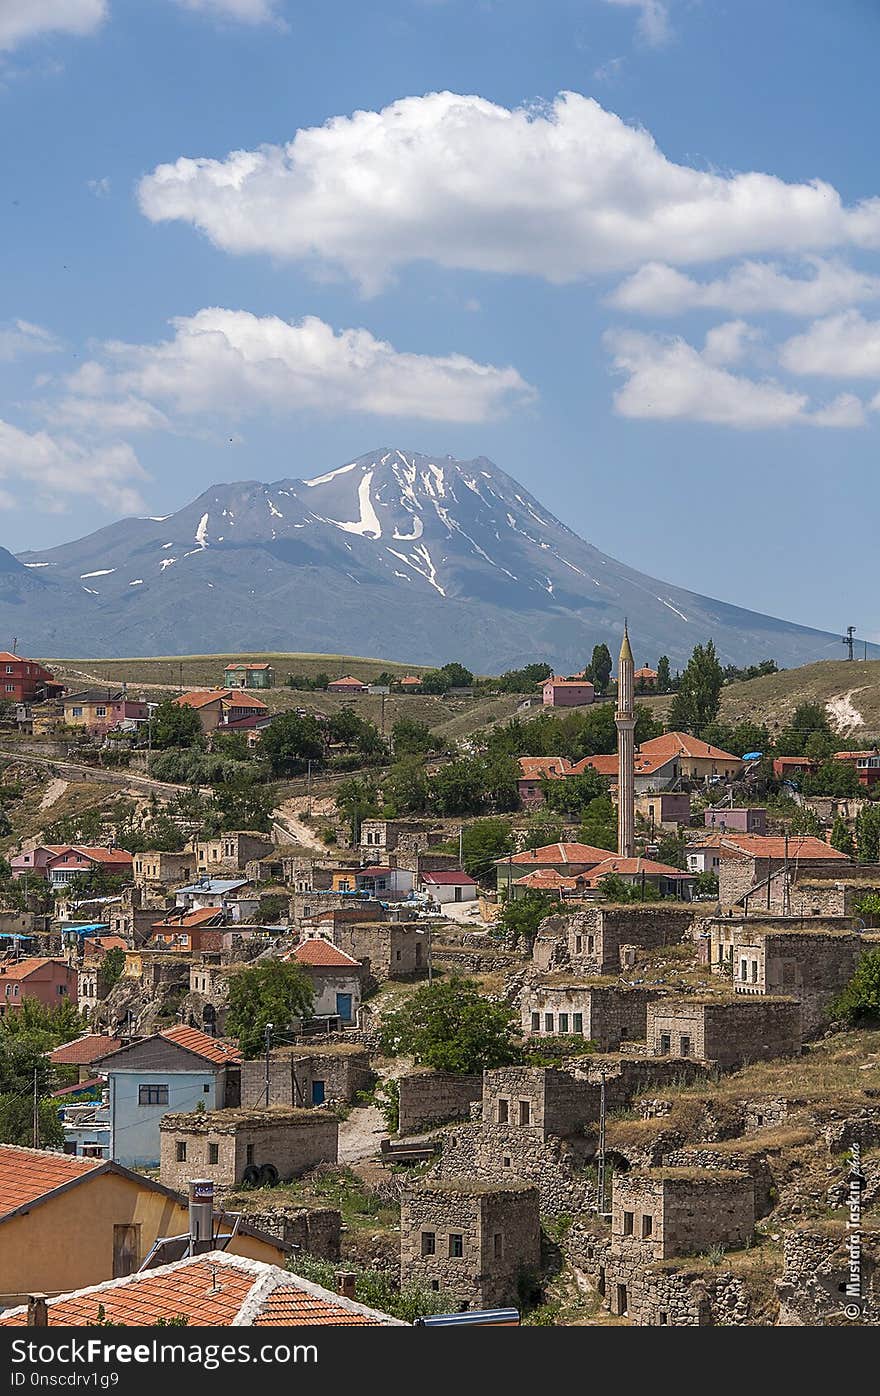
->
(599, 872, 660, 903)
(204, 770, 273, 834)
(431, 758, 487, 816)
(454, 818, 514, 882)
(261, 711, 325, 776)
(496, 891, 558, 947)
(391, 718, 436, 758)
(383, 757, 430, 815)
(655, 830, 687, 869)
(801, 761, 860, 798)
(379, 976, 519, 1073)
(226, 961, 314, 1058)
(831, 815, 856, 858)
(789, 806, 824, 838)
(541, 767, 608, 815)
(0, 1032, 65, 1147)
(101, 946, 125, 989)
(211, 729, 250, 762)
(656, 656, 671, 694)
(585, 644, 613, 696)
(335, 775, 381, 842)
(776, 703, 831, 758)
(830, 950, 880, 1026)
(522, 809, 564, 851)
(579, 795, 617, 851)
(856, 804, 880, 864)
(667, 640, 724, 737)
(694, 870, 719, 898)
(148, 699, 203, 750)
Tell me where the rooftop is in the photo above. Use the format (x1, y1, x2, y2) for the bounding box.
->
(47, 1032, 121, 1066)
(639, 732, 743, 762)
(500, 842, 616, 867)
(290, 939, 362, 967)
(160, 1024, 242, 1065)
(0, 1144, 102, 1218)
(161, 1106, 330, 1131)
(0, 1252, 398, 1327)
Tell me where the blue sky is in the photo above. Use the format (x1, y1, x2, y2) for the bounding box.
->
(2, 0, 880, 639)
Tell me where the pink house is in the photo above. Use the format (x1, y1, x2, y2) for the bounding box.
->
(0, 957, 78, 1015)
(10, 845, 133, 886)
(542, 677, 595, 708)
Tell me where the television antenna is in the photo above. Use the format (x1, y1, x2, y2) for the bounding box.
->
(843, 626, 856, 661)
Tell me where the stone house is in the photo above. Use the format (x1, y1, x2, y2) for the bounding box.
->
(635, 792, 691, 831)
(195, 832, 275, 878)
(520, 978, 655, 1050)
(397, 1072, 484, 1136)
(158, 1106, 338, 1191)
(288, 939, 363, 1024)
(359, 819, 445, 856)
(711, 923, 862, 1035)
(646, 996, 802, 1070)
(534, 905, 694, 976)
(239, 1044, 372, 1109)
(712, 836, 850, 908)
(132, 850, 196, 889)
(332, 921, 428, 981)
(611, 1169, 754, 1263)
(400, 1180, 541, 1310)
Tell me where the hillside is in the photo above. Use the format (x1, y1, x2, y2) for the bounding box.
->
(10, 448, 872, 671)
(644, 658, 880, 739)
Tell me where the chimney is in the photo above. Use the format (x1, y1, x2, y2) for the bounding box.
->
(188, 1178, 215, 1254)
(27, 1294, 49, 1326)
(336, 1272, 357, 1300)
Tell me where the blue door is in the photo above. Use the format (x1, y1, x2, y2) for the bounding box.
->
(311, 1079, 325, 1105)
(336, 992, 353, 1022)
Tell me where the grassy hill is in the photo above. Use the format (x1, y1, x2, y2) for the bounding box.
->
(40, 652, 528, 739)
(644, 658, 880, 739)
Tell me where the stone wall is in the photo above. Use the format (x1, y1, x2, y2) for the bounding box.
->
(612, 1170, 754, 1262)
(521, 983, 655, 1050)
(436, 1119, 594, 1217)
(481, 1066, 600, 1139)
(240, 1048, 372, 1109)
(646, 997, 802, 1070)
(333, 923, 428, 980)
(158, 1109, 338, 1189)
(662, 1146, 776, 1215)
(397, 1072, 483, 1136)
(238, 1206, 341, 1261)
(400, 1182, 541, 1309)
(777, 1224, 880, 1325)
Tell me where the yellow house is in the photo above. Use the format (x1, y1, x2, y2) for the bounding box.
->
(0, 1144, 288, 1304)
(637, 732, 744, 782)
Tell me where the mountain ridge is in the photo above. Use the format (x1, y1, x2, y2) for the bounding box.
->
(8, 447, 869, 670)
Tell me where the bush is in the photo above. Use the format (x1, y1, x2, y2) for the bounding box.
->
(830, 950, 880, 1026)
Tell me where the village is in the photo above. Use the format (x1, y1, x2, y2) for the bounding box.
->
(0, 635, 878, 1328)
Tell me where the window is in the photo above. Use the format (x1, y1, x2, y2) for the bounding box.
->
(203, 1083, 210, 1093)
(493, 1233, 503, 1259)
(421, 1232, 436, 1257)
(57, 985, 68, 996)
(207, 1141, 219, 1164)
(659, 1312, 668, 1325)
(72, 707, 83, 718)
(4, 685, 12, 694)
(623, 1211, 634, 1236)
(659, 1033, 671, 1056)
(572, 1013, 583, 1034)
(679, 1036, 691, 1058)
(531, 1012, 540, 1032)
(497, 1098, 509, 1125)
(642, 1215, 653, 1238)
(95, 706, 107, 718)
(176, 1141, 187, 1162)
(587, 935, 595, 954)
(246, 1144, 254, 1165)
(448, 1234, 464, 1259)
(431, 1280, 439, 1291)
(503, 1156, 511, 1168)
(544, 1013, 554, 1033)
(4, 665, 10, 674)
(751, 960, 759, 983)
(518, 1100, 531, 1126)
(138, 1084, 168, 1106)
(575, 935, 583, 954)
(740, 959, 749, 982)
(559, 1013, 569, 1033)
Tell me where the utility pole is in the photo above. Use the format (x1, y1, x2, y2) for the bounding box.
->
(427, 920, 433, 984)
(264, 1022, 274, 1107)
(306, 760, 312, 818)
(782, 832, 791, 917)
(458, 825, 464, 870)
(596, 1068, 609, 1216)
(33, 1068, 39, 1149)
(843, 626, 856, 661)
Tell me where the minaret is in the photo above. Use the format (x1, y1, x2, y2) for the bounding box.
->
(616, 621, 636, 858)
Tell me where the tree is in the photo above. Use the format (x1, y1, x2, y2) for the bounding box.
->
(541, 767, 607, 815)
(830, 950, 880, 1026)
(656, 656, 671, 694)
(261, 711, 325, 776)
(694, 870, 719, 898)
(655, 831, 687, 869)
(226, 961, 314, 1058)
(789, 806, 824, 838)
(667, 641, 724, 737)
(391, 719, 436, 758)
(496, 891, 558, 947)
(522, 809, 564, 851)
(335, 776, 380, 842)
(211, 729, 250, 762)
(831, 816, 856, 858)
(495, 663, 552, 694)
(379, 976, 519, 1073)
(598, 872, 660, 903)
(585, 644, 613, 696)
(776, 703, 831, 758)
(204, 769, 273, 834)
(383, 757, 430, 815)
(579, 795, 617, 851)
(455, 818, 514, 882)
(0, 1031, 65, 1147)
(856, 805, 880, 864)
(148, 699, 202, 750)
(431, 758, 487, 816)
(102, 946, 125, 989)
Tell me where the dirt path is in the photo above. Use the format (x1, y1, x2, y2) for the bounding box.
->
(0, 748, 211, 799)
(338, 1103, 387, 1164)
(38, 777, 68, 811)
(271, 801, 330, 853)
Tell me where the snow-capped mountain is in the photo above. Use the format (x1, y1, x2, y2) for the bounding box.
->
(7, 448, 861, 668)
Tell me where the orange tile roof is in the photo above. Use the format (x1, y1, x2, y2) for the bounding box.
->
(634, 667, 658, 679)
(151, 906, 223, 930)
(329, 675, 367, 687)
(48, 1033, 121, 1066)
(718, 834, 848, 861)
(44, 845, 132, 866)
(223, 691, 269, 710)
(83, 935, 127, 954)
(0, 956, 69, 981)
(501, 842, 614, 867)
(160, 1024, 241, 1065)
(174, 689, 228, 709)
(0, 1144, 102, 1218)
(292, 939, 362, 967)
(585, 856, 695, 881)
(544, 677, 595, 688)
(638, 732, 743, 762)
(518, 756, 572, 780)
(513, 869, 579, 890)
(571, 754, 619, 777)
(0, 1252, 400, 1326)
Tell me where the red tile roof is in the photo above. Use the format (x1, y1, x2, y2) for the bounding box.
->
(223, 691, 269, 710)
(0, 957, 69, 981)
(513, 870, 579, 891)
(518, 756, 573, 780)
(0, 1144, 102, 1218)
(638, 732, 743, 762)
(584, 856, 695, 882)
(151, 906, 224, 930)
(544, 678, 595, 689)
(174, 689, 227, 709)
(159, 1024, 241, 1065)
(292, 939, 362, 967)
(48, 1033, 121, 1066)
(45, 845, 132, 866)
(500, 842, 614, 867)
(718, 834, 848, 861)
(328, 676, 367, 687)
(83, 935, 127, 954)
(0, 1252, 400, 1327)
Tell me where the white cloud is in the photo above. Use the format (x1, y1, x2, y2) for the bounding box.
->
(43, 395, 173, 433)
(170, 0, 283, 23)
(0, 419, 147, 513)
(780, 310, 880, 379)
(610, 256, 880, 318)
(0, 0, 106, 52)
(602, 0, 671, 48)
(702, 320, 762, 366)
(65, 308, 535, 423)
(0, 319, 61, 362)
(604, 327, 864, 429)
(87, 175, 111, 197)
(137, 91, 880, 293)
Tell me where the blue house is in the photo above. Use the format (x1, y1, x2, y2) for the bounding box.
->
(93, 1025, 240, 1168)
